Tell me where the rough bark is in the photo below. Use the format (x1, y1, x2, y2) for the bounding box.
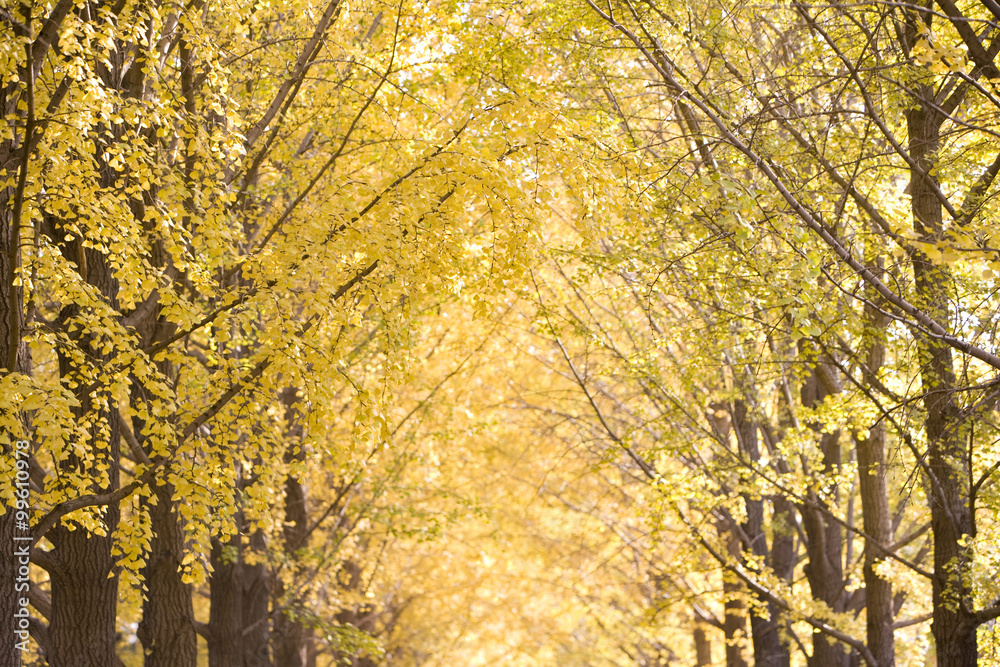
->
(127, 10, 199, 661)
(46, 240, 123, 667)
(137, 481, 197, 667)
(907, 82, 977, 667)
(1, 11, 33, 666)
(799, 362, 852, 667)
(47, 522, 122, 667)
(857, 296, 895, 667)
(273, 387, 316, 667)
(0, 163, 26, 667)
(0, 508, 22, 667)
(208, 534, 244, 667)
(733, 400, 790, 667)
(244, 528, 271, 667)
(46, 428, 121, 667)
(131, 228, 195, 667)
(720, 528, 750, 667)
(207, 500, 271, 667)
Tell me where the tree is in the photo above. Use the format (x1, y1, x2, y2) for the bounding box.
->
(0, 0, 563, 664)
(6, 0, 1000, 664)
(562, 0, 1000, 663)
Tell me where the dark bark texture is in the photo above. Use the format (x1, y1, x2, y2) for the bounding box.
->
(799, 362, 853, 667)
(733, 400, 790, 667)
(908, 81, 977, 667)
(273, 388, 316, 667)
(138, 481, 197, 667)
(857, 297, 895, 667)
(47, 243, 123, 667)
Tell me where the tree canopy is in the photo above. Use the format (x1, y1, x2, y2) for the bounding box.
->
(3, 0, 1000, 665)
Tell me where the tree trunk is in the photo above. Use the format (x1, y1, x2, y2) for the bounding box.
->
(131, 286, 196, 667)
(733, 400, 790, 667)
(131, 313, 196, 667)
(1, 178, 27, 667)
(122, 29, 199, 655)
(208, 535, 244, 667)
(799, 362, 851, 667)
(907, 83, 977, 667)
(1, 22, 34, 665)
(47, 419, 121, 667)
(857, 295, 895, 667)
(770, 497, 796, 584)
(138, 481, 197, 667)
(207, 506, 272, 667)
(693, 618, 711, 666)
(720, 528, 750, 667)
(47, 523, 122, 667)
(273, 387, 316, 667)
(244, 528, 271, 667)
(0, 509, 22, 667)
(47, 243, 123, 667)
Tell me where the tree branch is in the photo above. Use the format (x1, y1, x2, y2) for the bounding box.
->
(587, 0, 1000, 372)
(32, 261, 378, 543)
(242, 0, 343, 151)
